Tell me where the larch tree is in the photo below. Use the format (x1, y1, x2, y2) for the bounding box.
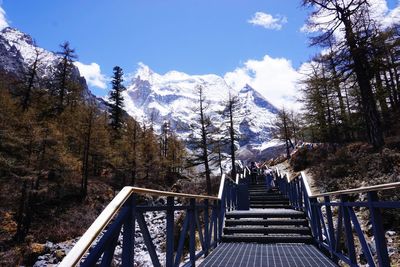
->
(302, 0, 384, 148)
(54, 41, 77, 114)
(273, 107, 293, 159)
(188, 85, 214, 195)
(221, 92, 241, 179)
(18, 46, 42, 111)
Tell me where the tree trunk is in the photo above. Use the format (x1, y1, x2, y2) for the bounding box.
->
(229, 101, 236, 180)
(81, 111, 93, 197)
(283, 114, 291, 159)
(199, 89, 212, 195)
(342, 16, 384, 148)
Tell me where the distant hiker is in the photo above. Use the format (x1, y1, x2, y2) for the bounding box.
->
(250, 162, 258, 184)
(264, 168, 274, 191)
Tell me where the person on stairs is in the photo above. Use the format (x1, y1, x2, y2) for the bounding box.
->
(250, 162, 258, 184)
(264, 167, 274, 192)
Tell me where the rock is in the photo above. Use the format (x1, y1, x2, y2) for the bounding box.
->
(54, 249, 66, 261)
(45, 241, 54, 252)
(33, 260, 48, 267)
(386, 230, 396, 236)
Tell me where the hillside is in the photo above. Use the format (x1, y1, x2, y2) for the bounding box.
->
(0, 27, 191, 265)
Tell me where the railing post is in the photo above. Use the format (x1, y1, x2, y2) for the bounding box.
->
(309, 197, 318, 241)
(368, 191, 390, 267)
(204, 199, 210, 256)
(341, 195, 357, 266)
(303, 185, 310, 219)
(122, 195, 136, 267)
(189, 198, 196, 266)
(324, 196, 336, 260)
(293, 178, 299, 210)
(290, 180, 294, 208)
(298, 179, 303, 211)
(166, 196, 174, 267)
(294, 178, 300, 210)
(213, 200, 218, 248)
(218, 191, 225, 242)
(227, 181, 232, 211)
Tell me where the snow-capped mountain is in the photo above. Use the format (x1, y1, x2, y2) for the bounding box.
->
(0, 27, 107, 107)
(0, 27, 59, 78)
(123, 63, 280, 158)
(0, 26, 282, 160)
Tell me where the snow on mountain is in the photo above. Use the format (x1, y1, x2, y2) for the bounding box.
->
(0, 26, 283, 160)
(0, 27, 59, 78)
(0, 27, 107, 107)
(123, 63, 280, 159)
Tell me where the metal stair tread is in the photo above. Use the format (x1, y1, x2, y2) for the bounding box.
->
(223, 226, 310, 232)
(224, 218, 308, 226)
(221, 235, 313, 244)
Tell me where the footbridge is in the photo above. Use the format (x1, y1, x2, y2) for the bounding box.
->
(60, 167, 400, 266)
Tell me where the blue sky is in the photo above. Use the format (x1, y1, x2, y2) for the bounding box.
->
(1, 0, 399, 106)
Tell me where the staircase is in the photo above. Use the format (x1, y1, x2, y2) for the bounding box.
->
(249, 183, 291, 209)
(222, 182, 313, 244)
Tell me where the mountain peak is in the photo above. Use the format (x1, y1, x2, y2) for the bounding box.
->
(239, 84, 279, 114)
(1, 27, 35, 46)
(240, 84, 255, 93)
(135, 62, 155, 81)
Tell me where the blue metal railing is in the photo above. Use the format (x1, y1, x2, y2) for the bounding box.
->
(275, 169, 400, 267)
(60, 172, 245, 267)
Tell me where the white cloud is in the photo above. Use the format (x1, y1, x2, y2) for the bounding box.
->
(248, 12, 287, 30)
(224, 55, 302, 110)
(74, 62, 108, 89)
(0, 5, 9, 30)
(380, 0, 400, 28)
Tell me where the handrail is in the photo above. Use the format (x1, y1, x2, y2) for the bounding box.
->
(61, 185, 221, 267)
(129, 186, 219, 200)
(61, 171, 239, 267)
(60, 187, 132, 267)
(300, 171, 313, 197)
(245, 166, 250, 173)
(275, 166, 399, 267)
(235, 173, 240, 184)
(311, 181, 400, 197)
(217, 173, 227, 199)
(277, 167, 400, 198)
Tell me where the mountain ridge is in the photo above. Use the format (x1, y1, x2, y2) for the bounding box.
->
(122, 63, 280, 157)
(0, 26, 282, 160)
(0, 26, 110, 111)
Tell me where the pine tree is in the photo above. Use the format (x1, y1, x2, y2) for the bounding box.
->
(108, 66, 126, 136)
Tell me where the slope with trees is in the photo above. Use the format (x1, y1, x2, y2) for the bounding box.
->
(0, 41, 187, 265)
